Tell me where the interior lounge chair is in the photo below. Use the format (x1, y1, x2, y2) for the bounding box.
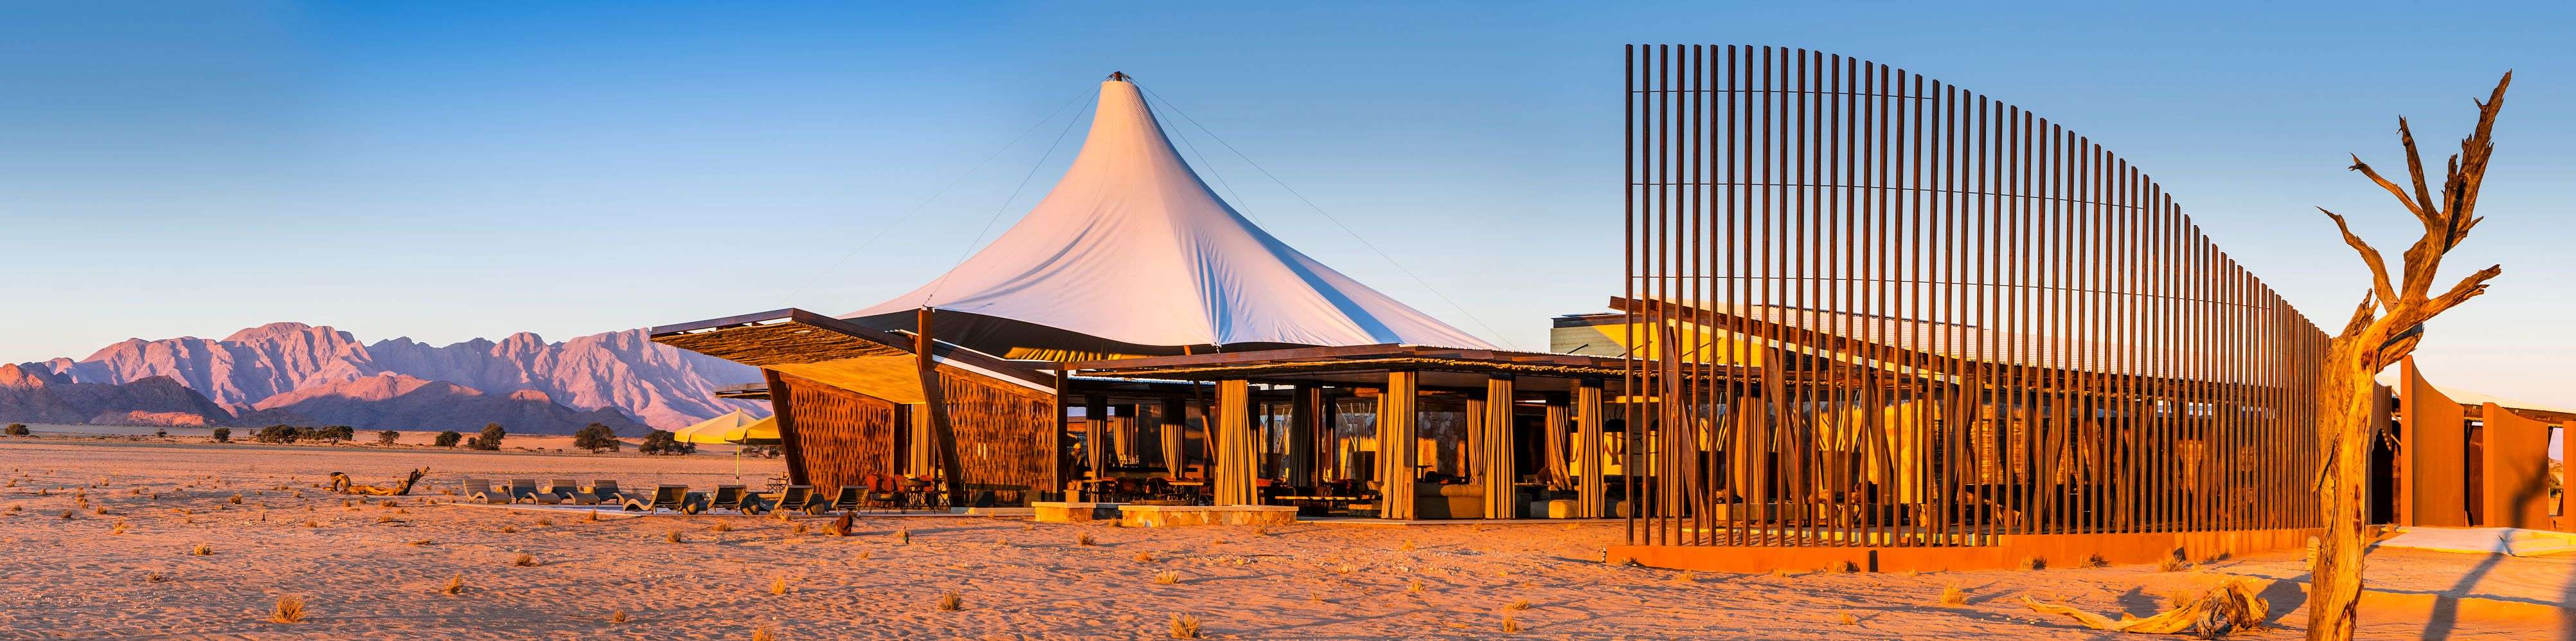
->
(681, 485, 748, 515)
(543, 479, 588, 504)
(746, 485, 820, 515)
(620, 485, 688, 512)
(578, 480, 624, 505)
(458, 478, 508, 504)
(505, 479, 559, 505)
(816, 485, 863, 514)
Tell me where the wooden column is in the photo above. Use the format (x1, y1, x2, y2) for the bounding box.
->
(1482, 375, 1518, 519)
(1159, 398, 1188, 478)
(1083, 393, 1108, 497)
(913, 307, 967, 510)
(1287, 386, 1321, 489)
(1577, 379, 1606, 518)
(1213, 379, 1256, 506)
(1543, 391, 1571, 491)
(1379, 371, 1419, 520)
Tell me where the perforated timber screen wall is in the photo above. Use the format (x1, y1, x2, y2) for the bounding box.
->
(1621, 45, 2327, 548)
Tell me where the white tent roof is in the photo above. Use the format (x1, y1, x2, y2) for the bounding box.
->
(847, 76, 1492, 350)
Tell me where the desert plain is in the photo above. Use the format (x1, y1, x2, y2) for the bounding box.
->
(0, 427, 2564, 640)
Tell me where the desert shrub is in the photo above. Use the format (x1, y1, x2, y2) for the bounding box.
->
(314, 426, 353, 443)
(376, 430, 400, 446)
(3, 424, 27, 437)
(253, 424, 301, 444)
(210, 428, 230, 443)
(638, 429, 693, 456)
(1170, 613, 1202, 638)
(936, 591, 962, 611)
(573, 423, 620, 453)
(465, 423, 506, 451)
(268, 595, 305, 624)
(432, 430, 461, 447)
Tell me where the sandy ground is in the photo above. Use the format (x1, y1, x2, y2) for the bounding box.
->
(0, 436, 2564, 640)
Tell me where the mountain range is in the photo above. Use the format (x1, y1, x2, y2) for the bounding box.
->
(3, 323, 765, 434)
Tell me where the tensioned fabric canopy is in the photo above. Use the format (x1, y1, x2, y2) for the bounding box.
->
(846, 75, 1493, 351)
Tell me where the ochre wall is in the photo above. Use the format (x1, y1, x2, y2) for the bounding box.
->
(2401, 359, 2470, 527)
(771, 371, 901, 491)
(2479, 403, 2552, 529)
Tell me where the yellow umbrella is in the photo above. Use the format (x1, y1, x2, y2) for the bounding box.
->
(672, 411, 778, 480)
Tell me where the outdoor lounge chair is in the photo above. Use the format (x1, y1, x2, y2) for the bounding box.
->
(505, 479, 559, 505)
(746, 485, 820, 515)
(577, 480, 623, 505)
(543, 479, 587, 504)
(681, 485, 749, 515)
(458, 478, 508, 504)
(620, 485, 688, 512)
(816, 485, 863, 514)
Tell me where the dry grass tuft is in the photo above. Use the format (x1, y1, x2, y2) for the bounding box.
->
(512, 553, 539, 567)
(2157, 555, 2188, 572)
(587, 510, 601, 523)
(442, 574, 465, 595)
(145, 572, 166, 583)
(376, 515, 397, 524)
(500, 525, 519, 534)
(111, 521, 130, 535)
(895, 529, 910, 545)
(228, 493, 243, 505)
(535, 518, 553, 527)
(1133, 550, 1156, 563)
(665, 531, 684, 544)
(750, 626, 775, 641)
(1501, 613, 1523, 633)
(58, 509, 74, 520)
(769, 575, 791, 595)
(1825, 561, 1855, 574)
(407, 539, 432, 546)
(792, 521, 808, 536)
(268, 595, 307, 624)
(1406, 578, 1425, 594)
(1396, 539, 1417, 552)
(2017, 556, 2046, 571)
(1836, 611, 1858, 626)
(711, 521, 733, 533)
(1671, 570, 1695, 583)
(855, 550, 872, 560)
(2086, 554, 2109, 568)
(1938, 583, 1967, 606)
(935, 591, 962, 611)
(1077, 532, 1096, 546)
(1168, 612, 1203, 638)
(190, 543, 212, 556)
(609, 609, 631, 624)
(305, 520, 322, 528)
(1154, 571, 1182, 584)
(1769, 567, 1793, 578)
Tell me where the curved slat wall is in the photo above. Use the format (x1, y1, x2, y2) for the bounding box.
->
(1623, 45, 2326, 547)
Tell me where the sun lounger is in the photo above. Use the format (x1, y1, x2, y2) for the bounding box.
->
(681, 485, 749, 514)
(745, 485, 819, 515)
(459, 478, 509, 504)
(620, 485, 688, 512)
(816, 485, 863, 514)
(543, 479, 587, 504)
(505, 479, 559, 504)
(577, 480, 623, 505)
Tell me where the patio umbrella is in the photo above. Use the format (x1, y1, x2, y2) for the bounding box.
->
(675, 413, 779, 480)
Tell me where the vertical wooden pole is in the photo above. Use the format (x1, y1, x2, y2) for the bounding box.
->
(1577, 379, 1607, 518)
(915, 307, 967, 510)
(1379, 371, 1420, 520)
(1214, 379, 1254, 507)
(1484, 375, 1519, 519)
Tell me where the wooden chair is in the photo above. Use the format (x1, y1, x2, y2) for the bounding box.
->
(620, 485, 688, 512)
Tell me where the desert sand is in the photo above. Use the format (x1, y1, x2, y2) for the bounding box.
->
(0, 434, 2563, 640)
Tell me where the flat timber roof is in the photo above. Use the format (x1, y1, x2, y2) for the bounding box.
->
(649, 308, 1058, 397)
(1065, 345, 1625, 389)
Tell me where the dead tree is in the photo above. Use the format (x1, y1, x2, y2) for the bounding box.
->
(330, 467, 431, 496)
(2307, 73, 2509, 641)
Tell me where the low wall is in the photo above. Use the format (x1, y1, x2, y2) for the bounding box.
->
(1118, 505, 1298, 528)
(1032, 501, 1122, 523)
(1608, 528, 2319, 573)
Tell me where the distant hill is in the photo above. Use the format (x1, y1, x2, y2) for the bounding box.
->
(10, 322, 765, 433)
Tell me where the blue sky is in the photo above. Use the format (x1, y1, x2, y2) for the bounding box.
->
(3, 1, 2571, 408)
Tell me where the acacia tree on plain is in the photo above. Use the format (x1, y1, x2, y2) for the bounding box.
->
(2306, 73, 2509, 641)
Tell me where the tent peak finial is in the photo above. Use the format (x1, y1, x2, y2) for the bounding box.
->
(1107, 71, 1130, 82)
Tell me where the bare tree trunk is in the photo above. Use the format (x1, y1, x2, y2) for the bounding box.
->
(2308, 349, 2374, 641)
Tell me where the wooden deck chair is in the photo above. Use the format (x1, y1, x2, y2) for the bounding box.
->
(816, 485, 863, 514)
(458, 478, 508, 504)
(505, 479, 557, 504)
(620, 485, 688, 512)
(543, 479, 588, 504)
(683, 485, 748, 514)
(578, 480, 623, 505)
(747, 485, 819, 515)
